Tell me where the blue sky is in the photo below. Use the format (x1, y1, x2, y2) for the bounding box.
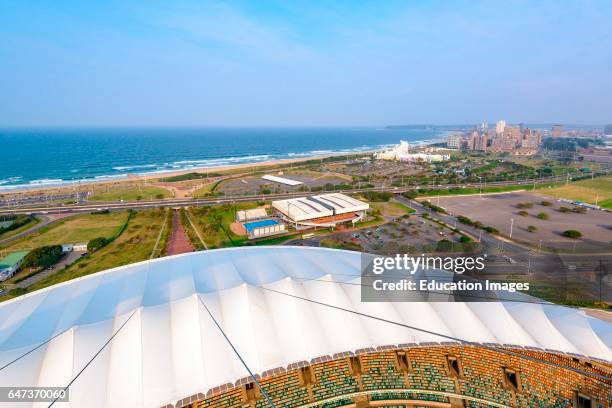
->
(1, 0, 611, 126)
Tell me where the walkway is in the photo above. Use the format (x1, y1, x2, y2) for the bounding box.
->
(166, 210, 194, 255)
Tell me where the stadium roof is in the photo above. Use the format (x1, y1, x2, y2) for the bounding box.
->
(0, 247, 610, 408)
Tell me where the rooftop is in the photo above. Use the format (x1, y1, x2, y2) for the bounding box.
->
(0, 250, 29, 269)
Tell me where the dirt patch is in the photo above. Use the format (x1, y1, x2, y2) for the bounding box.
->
(230, 222, 247, 236)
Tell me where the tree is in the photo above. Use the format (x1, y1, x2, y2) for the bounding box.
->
(527, 225, 537, 233)
(558, 206, 571, 213)
(540, 200, 553, 207)
(22, 245, 64, 269)
(459, 236, 471, 243)
(563, 230, 582, 239)
(536, 212, 549, 220)
(518, 211, 529, 217)
(88, 237, 108, 252)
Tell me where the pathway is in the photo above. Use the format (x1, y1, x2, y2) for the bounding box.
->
(166, 210, 194, 255)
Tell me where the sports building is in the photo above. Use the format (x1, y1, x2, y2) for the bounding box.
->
(0, 247, 610, 408)
(272, 193, 369, 227)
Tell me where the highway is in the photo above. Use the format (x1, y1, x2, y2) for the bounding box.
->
(0, 172, 606, 216)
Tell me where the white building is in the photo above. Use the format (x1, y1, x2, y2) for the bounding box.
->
(496, 120, 507, 135)
(397, 153, 450, 163)
(236, 208, 268, 222)
(272, 193, 369, 226)
(374, 140, 410, 160)
(0, 247, 609, 408)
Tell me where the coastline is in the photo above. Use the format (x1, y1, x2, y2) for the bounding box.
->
(0, 137, 446, 195)
(0, 150, 371, 195)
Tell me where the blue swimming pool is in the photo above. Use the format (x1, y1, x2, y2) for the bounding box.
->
(244, 219, 281, 233)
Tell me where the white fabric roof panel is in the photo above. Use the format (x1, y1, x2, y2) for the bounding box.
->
(0, 247, 610, 408)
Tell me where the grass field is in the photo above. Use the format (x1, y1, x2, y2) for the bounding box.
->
(369, 199, 415, 217)
(1, 211, 129, 252)
(189, 202, 262, 248)
(540, 177, 612, 208)
(192, 181, 221, 198)
(23, 208, 166, 293)
(88, 184, 171, 201)
(0, 216, 39, 240)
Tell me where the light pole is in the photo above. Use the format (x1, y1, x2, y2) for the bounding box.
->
(509, 218, 514, 239)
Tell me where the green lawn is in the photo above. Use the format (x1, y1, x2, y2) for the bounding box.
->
(540, 177, 612, 209)
(369, 199, 415, 216)
(189, 202, 262, 248)
(24, 209, 166, 293)
(0, 216, 39, 240)
(88, 185, 171, 201)
(1, 211, 130, 252)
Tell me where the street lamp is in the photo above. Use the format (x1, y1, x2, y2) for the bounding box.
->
(509, 218, 514, 239)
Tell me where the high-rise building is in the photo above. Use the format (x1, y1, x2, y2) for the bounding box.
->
(551, 124, 565, 137)
(446, 133, 464, 149)
(496, 120, 506, 135)
(469, 130, 488, 151)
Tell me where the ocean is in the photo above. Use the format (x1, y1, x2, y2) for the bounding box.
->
(0, 127, 453, 190)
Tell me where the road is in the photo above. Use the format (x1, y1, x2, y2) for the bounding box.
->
(1, 173, 605, 216)
(0, 212, 76, 246)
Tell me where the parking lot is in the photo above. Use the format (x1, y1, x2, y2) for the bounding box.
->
(218, 171, 351, 195)
(434, 192, 612, 251)
(299, 215, 468, 255)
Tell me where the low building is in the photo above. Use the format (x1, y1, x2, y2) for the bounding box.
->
(244, 219, 286, 239)
(0, 251, 29, 281)
(62, 242, 88, 252)
(261, 174, 303, 186)
(236, 208, 268, 223)
(397, 153, 450, 163)
(61, 244, 74, 252)
(272, 193, 369, 227)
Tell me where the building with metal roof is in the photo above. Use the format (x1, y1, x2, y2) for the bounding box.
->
(272, 193, 368, 226)
(0, 250, 29, 281)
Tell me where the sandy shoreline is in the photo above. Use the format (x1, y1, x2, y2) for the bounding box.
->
(0, 138, 447, 195)
(0, 150, 374, 195)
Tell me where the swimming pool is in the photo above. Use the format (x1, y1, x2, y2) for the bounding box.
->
(244, 219, 281, 233)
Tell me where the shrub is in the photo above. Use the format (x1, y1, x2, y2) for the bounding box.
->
(457, 215, 473, 225)
(527, 225, 537, 233)
(155, 193, 165, 199)
(518, 211, 529, 217)
(573, 206, 586, 214)
(540, 200, 553, 206)
(516, 202, 534, 209)
(436, 239, 453, 252)
(88, 237, 109, 252)
(402, 191, 417, 199)
(536, 212, 549, 220)
(483, 226, 498, 234)
(459, 235, 471, 243)
(362, 191, 393, 202)
(562, 230, 582, 239)
(558, 206, 571, 213)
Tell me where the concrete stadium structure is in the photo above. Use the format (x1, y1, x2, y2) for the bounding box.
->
(0, 247, 610, 408)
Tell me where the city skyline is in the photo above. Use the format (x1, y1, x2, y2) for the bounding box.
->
(1, 0, 611, 127)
